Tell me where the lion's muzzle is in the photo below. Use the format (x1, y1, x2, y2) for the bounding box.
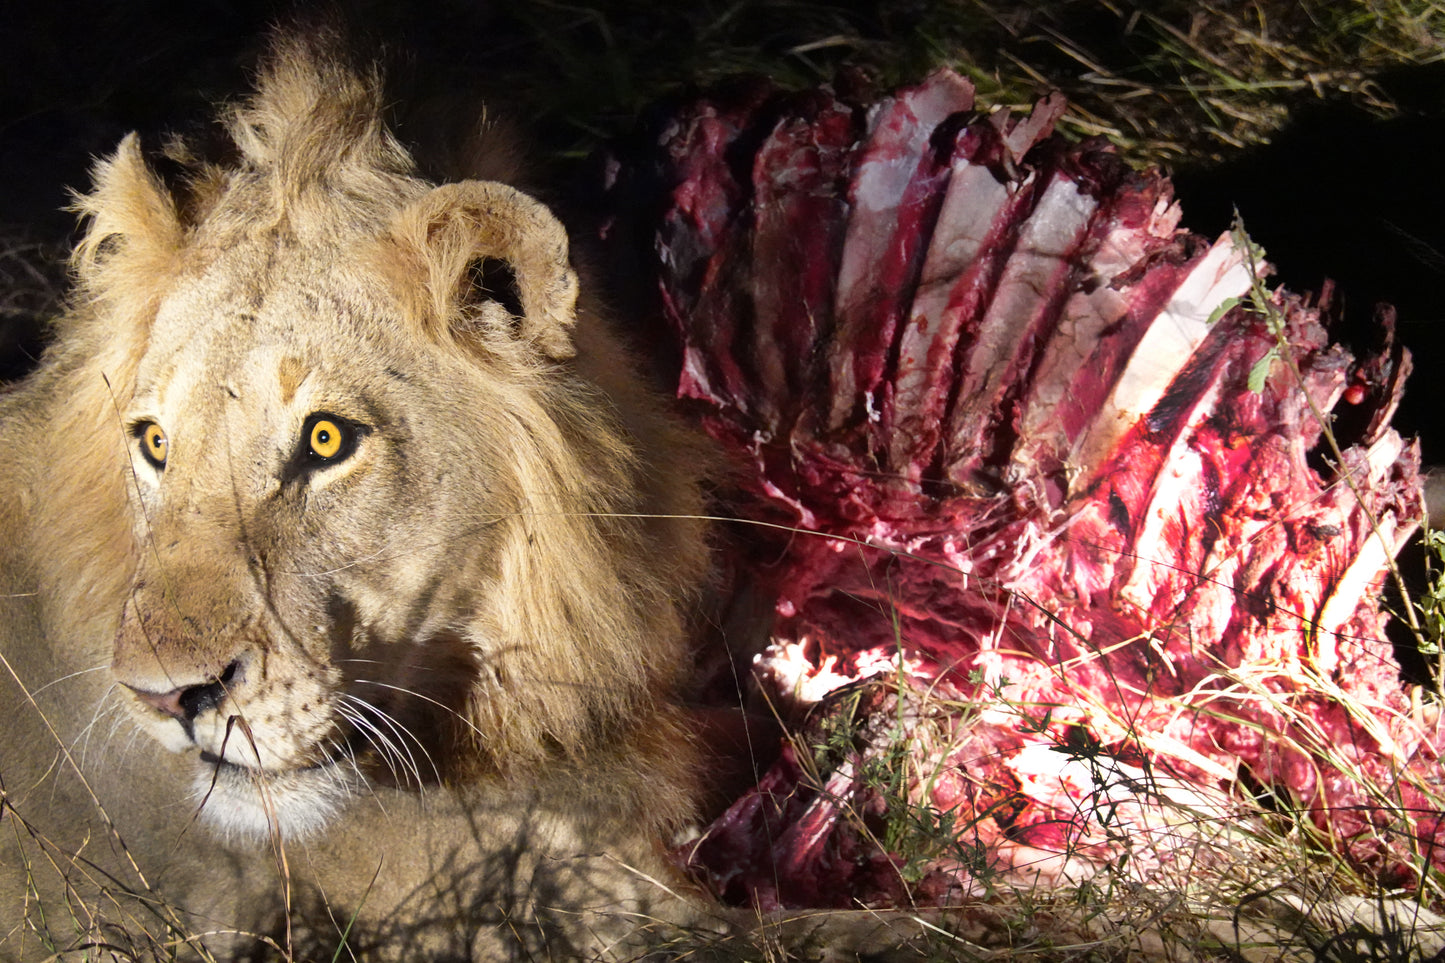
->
(121, 658, 241, 733)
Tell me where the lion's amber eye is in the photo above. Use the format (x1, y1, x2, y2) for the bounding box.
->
(139, 423, 168, 469)
(303, 414, 355, 464)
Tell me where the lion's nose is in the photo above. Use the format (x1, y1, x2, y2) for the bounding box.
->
(125, 660, 242, 723)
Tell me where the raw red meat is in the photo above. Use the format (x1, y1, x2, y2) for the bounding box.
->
(609, 71, 1437, 910)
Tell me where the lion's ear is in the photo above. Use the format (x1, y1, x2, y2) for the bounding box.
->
(70, 133, 185, 297)
(391, 181, 579, 361)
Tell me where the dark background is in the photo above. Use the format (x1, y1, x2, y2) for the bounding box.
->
(4, 0, 1442, 455)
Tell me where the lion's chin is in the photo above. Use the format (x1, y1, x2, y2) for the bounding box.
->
(192, 756, 356, 844)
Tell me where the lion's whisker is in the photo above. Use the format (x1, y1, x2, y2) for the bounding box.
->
(321, 736, 390, 817)
(343, 695, 440, 786)
(33, 663, 113, 698)
(76, 682, 121, 744)
(76, 694, 128, 766)
(349, 679, 489, 742)
(335, 698, 425, 789)
(335, 704, 410, 787)
(315, 736, 364, 801)
(338, 695, 438, 788)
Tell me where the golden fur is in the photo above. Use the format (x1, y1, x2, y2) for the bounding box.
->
(0, 32, 709, 960)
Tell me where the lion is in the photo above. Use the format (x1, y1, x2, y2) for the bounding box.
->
(0, 30, 712, 961)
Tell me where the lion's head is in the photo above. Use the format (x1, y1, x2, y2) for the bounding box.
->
(43, 34, 707, 844)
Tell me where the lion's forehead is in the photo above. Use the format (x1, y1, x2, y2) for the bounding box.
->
(140, 252, 408, 416)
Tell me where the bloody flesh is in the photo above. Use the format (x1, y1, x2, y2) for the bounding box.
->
(614, 71, 1437, 909)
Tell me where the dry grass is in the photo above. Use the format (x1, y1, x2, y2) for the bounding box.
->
(476, 0, 1445, 166)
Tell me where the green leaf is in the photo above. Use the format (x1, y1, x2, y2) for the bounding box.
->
(1247, 349, 1277, 393)
(1207, 296, 1241, 325)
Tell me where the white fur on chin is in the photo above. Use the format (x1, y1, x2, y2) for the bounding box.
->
(192, 761, 356, 843)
